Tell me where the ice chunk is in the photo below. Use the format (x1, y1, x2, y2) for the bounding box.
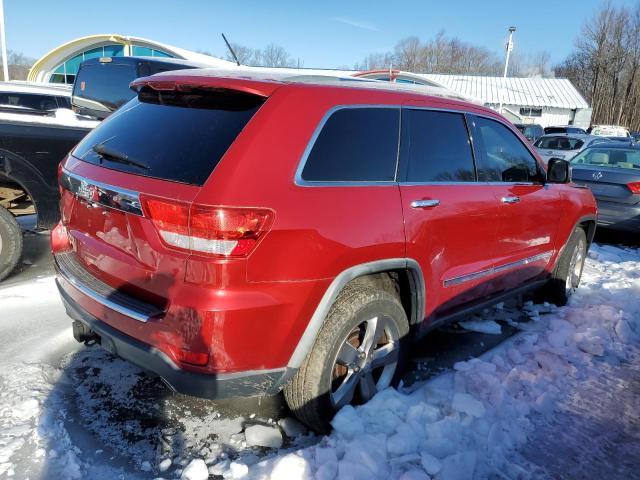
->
(181, 459, 209, 480)
(244, 424, 283, 449)
(229, 461, 249, 478)
(459, 319, 502, 335)
(452, 393, 485, 418)
(278, 417, 306, 438)
(331, 405, 365, 438)
(399, 470, 430, 480)
(440, 451, 476, 480)
(420, 451, 442, 475)
(269, 453, 310, 480)
(158, 458, 172, 472)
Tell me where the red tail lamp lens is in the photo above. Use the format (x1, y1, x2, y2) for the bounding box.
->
(141, 195, 273, 257)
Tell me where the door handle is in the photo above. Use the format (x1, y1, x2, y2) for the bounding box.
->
(501, 196, 520, 204)
(410, 199, 440, 209)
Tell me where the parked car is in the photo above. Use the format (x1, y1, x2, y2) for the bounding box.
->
(588, 124, 631, 138)
(52, 71, 597, 432)
(0, 81, 72, 116)
(72, 56, 204, 120)
(595, 136, 636, 145)
(0, 82, 97, 281)
(533, 134, 601, 165)
(513, 123, 544, 143)
(632, 131, 640, 143)
(571, 143, 640, 232)
(544, 125, 587, 135)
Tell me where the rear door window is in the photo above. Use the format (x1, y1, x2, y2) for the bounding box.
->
(300, 107, 400, 182)
(73, 87, 265, 185)
(472, 116, 542, 183)
(400, 109, 475, 182)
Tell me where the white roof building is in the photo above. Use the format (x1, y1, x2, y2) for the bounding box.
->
(420, 74, 591, 128)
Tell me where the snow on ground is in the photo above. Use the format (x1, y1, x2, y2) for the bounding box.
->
(0, 242, 639, 479)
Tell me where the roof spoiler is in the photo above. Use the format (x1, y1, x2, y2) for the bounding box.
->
(130, 74, 281, 98)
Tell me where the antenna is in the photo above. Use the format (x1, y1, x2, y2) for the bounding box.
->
(221, 33, 241, 66)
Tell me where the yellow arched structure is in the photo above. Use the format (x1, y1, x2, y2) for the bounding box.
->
(28, 34, 234, 83)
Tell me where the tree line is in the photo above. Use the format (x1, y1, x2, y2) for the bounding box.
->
(353, 32, 552, 77)
(555, 2, 640, 131)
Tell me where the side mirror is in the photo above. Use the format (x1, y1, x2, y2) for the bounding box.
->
(547, 158, 571, 184)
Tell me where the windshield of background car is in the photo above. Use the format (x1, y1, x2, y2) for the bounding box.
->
(571, 147, 640, 170)
(534, 136, 584, 150)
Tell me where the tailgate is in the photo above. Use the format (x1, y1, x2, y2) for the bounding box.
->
(57, 82, 268, 309)
(59, 159, 200, 308)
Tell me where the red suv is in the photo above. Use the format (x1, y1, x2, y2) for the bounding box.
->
(52, 72, 597, 433)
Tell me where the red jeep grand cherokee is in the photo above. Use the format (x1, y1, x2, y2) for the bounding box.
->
(52, 71, 597, 432)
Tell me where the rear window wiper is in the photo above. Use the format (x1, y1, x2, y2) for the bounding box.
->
(92, 143, 150, 171)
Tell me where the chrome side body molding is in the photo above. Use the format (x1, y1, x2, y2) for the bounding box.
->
(443, 251, 553, 287)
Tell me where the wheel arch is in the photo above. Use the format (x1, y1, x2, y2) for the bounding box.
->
(286, 258, 425, 370)
(0, 149, 58, 230)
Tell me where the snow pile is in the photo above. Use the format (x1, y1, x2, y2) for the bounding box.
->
(236, 243, 640, 479)
(0, 363, 81, 479)
(1, 242, 638, 479)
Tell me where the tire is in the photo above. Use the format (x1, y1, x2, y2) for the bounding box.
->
(536, 228, 587, 306)
(284, 284, 410, 434)
(0, 206, 22, 282)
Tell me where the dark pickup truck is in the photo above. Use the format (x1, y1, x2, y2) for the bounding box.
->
(0, 114, 96, 280)
(1, 57, 205, 281)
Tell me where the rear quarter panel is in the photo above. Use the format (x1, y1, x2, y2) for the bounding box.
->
(193, 85, 408, 283)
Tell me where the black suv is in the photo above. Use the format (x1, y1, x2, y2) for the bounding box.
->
(514, 123, 544, 143)
(72, 57, 203, 120)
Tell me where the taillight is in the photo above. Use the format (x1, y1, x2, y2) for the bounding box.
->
(140, 195, 273, 257)
(627, 182, 640, 194)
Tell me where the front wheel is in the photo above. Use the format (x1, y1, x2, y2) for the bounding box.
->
(537, 228, 587, 306)
(0, 206, 22, 282)
(284, 284, 410, 434)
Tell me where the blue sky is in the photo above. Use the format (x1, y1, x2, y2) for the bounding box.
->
(6, 0, 637, 69)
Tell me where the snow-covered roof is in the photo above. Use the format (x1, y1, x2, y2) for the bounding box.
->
(421, 75, 590, 110)
(0, 81, 72, 96)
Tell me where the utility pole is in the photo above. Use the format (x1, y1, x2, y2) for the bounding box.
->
(503, 26, 516, 78)
(0, 0, 8, 82)
(498, 26, 516, 114)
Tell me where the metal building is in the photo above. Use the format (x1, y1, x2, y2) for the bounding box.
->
(422, 74, 592, 128)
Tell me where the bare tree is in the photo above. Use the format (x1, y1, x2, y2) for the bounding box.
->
(0, 50, 35, 81)
(224, 42, 296, 68)
(356, 32, 503, 76)
(555, 1, 640, 130)
(260, 43, 295, 68)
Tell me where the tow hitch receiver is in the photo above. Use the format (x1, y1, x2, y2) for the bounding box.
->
(72, 320, 99, 344)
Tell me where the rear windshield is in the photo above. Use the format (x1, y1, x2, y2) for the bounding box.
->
(73, 87, 265, 185)
(72, 63, 138, 113)
(571, 148, 640, 169)
(534, 136, 584, 150)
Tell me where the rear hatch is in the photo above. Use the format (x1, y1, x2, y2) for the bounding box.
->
(60, 81, 268, 309)
(72, 60, 139, 119)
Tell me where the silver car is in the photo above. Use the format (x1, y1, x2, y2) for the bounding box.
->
(533, 134, 605, 165)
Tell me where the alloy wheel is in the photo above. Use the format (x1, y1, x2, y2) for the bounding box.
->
(330, 315, 401, 409)
(565, 238, 586, 296)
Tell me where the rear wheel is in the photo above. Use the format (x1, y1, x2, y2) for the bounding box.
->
(284, 284, 410, 433)
(537, 228, 587, 306)
(0, 205, 22, 282)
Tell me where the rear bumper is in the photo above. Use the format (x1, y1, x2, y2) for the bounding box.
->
(595, 199, 640, 232)
(57, 280, 292, 399)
